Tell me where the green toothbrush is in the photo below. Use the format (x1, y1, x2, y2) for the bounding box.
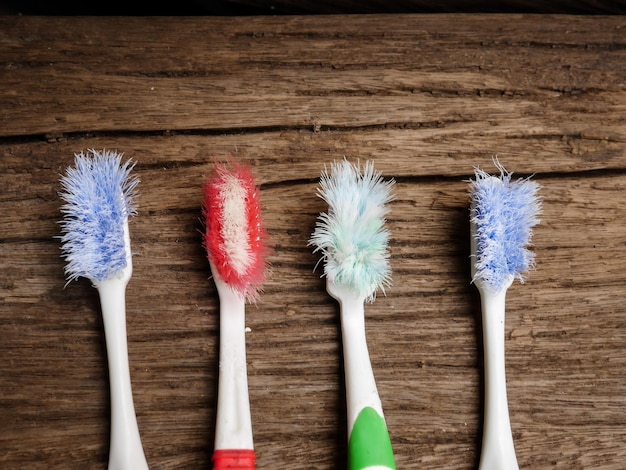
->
(310, 158, 396, 470)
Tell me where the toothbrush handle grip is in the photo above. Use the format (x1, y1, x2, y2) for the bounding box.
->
(212, 449, 256, 469)
(348, 407, 395, 470)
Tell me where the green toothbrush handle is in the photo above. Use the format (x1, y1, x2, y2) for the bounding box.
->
(348, 407, 396, 470)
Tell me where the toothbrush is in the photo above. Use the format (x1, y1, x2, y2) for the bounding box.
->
(202, 163, 267, 470)
(469, 159, 541, 470)
(59, 149, 149, 470)
(310, 159, 396, 470)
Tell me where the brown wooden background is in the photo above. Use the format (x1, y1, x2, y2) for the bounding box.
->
(1, 14, 625, 470)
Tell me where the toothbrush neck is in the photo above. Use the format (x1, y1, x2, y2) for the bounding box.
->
(338, 294, 383, 436)
(213, 277, 254, 451)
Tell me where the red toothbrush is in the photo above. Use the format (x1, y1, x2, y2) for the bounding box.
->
(202, 163, 267, 470)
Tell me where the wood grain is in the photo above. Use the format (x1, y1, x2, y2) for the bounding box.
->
(0, 14, 625, 470)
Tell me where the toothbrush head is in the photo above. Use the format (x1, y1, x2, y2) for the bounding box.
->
(469, 159, 541, 293)
(310, 159, 395, 303)
(59, 149, 138, 284)
(202, 163, 267, 302)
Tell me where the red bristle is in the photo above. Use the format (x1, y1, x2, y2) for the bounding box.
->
(202, 163, 267, 301)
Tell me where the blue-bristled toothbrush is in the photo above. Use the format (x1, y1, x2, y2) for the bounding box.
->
(310, 159, 396, 470)
(59, 149, 149, 470)
(469, 159, 541, 470)
(202, 163, 268, 470)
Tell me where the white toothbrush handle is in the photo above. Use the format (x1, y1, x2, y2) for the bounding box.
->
(97, 277, 149, 470)
(339, 292, 384, 433)
(213, 276, 255, 453)
(478, 287, 519, 470)
(329, 282, 395, 470)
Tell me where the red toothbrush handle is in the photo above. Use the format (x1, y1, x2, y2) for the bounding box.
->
(212, 449, 257, 469)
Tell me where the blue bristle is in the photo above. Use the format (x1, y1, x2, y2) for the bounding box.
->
(470, 159, 541, 292)
(310, 159, 395, 302)
(59, 149, 138, 283)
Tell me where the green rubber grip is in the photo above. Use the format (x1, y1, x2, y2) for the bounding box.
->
(348, 407, 396, 470)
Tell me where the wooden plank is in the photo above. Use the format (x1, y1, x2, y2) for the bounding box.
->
(0, 15, 624, 137)
(0, 14, 625, 470)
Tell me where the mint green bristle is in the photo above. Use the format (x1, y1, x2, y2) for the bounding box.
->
(309, 159, 395, 302)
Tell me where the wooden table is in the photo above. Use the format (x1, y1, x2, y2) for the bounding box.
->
(1, 14, 625, 469)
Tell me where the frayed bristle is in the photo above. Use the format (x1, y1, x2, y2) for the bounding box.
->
(309, 159, 395, 303)
(59, 149, 138, 283)
(202, 163, 267, 302)
(470, 159, 541, 293)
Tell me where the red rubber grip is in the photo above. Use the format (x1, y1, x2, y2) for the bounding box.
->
(212, 449, 257, 469)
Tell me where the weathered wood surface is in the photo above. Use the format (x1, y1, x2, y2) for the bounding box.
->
(0, 14, 625, 470)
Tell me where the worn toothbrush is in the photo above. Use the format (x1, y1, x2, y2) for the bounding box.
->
(202, 163, 267, 470)
(469, 159, 541, 470)
(310, 159, 396, 470)
(59, 149, 149, 470)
